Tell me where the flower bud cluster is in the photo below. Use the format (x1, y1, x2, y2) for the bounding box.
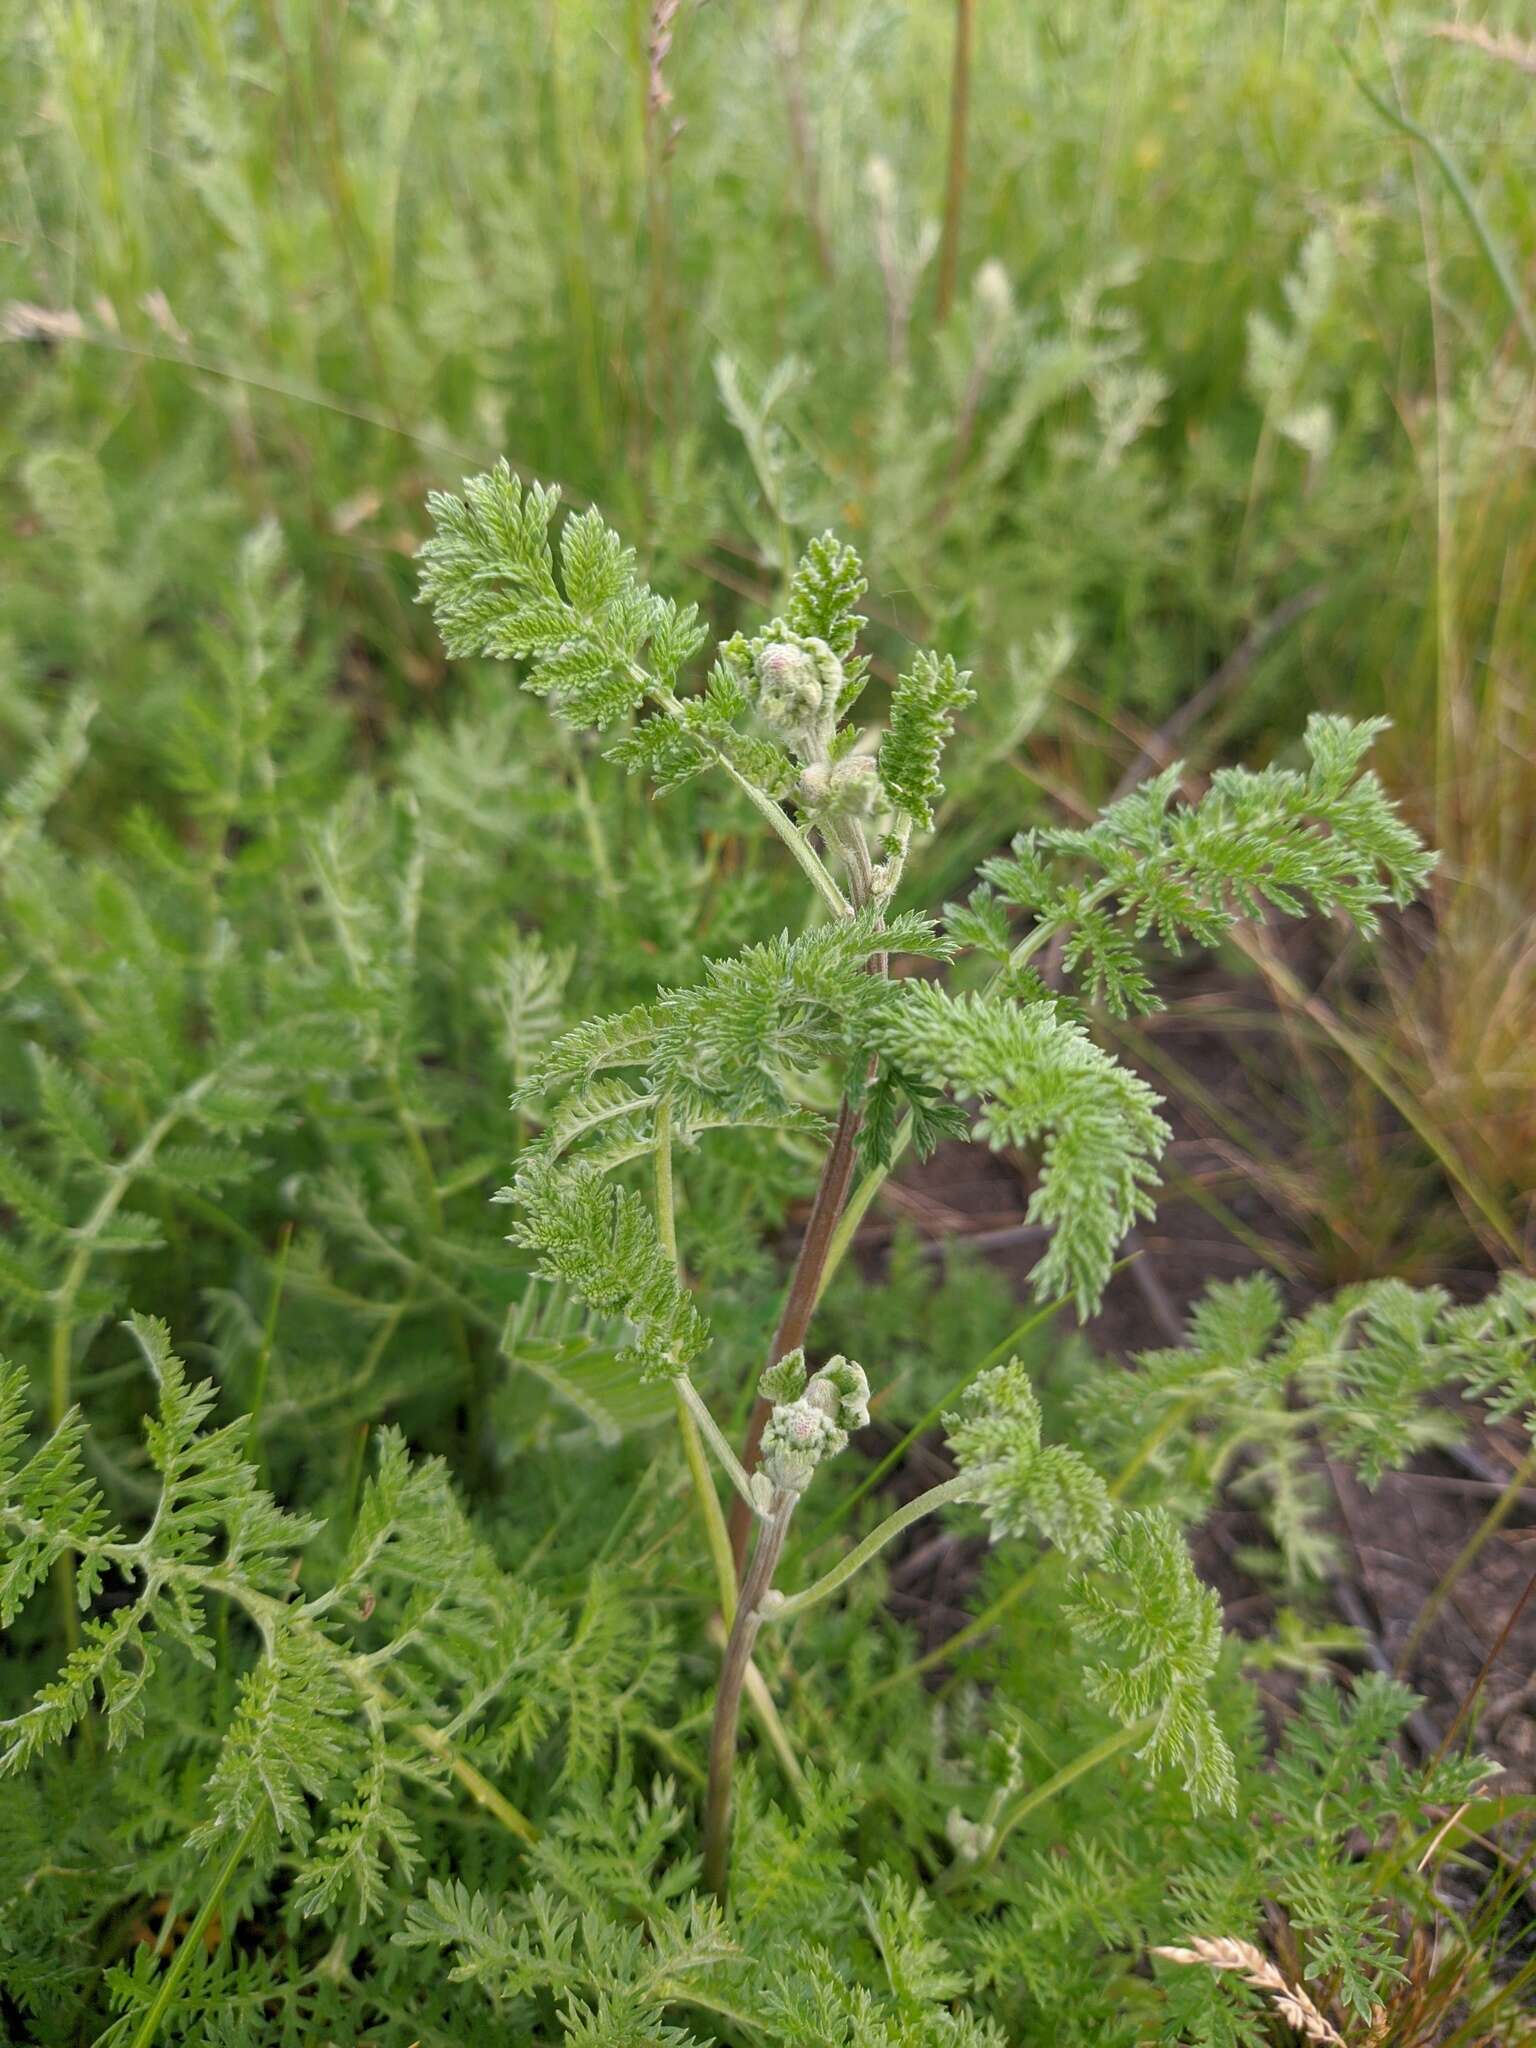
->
(795, 753, 879, 821)
(750, 633, 843, 763)
(757, 1347, 871, 1494)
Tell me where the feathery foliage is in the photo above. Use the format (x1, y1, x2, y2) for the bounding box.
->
(2, 423, 1519, 2047)
(505, 1157, 709, 1382)
(1068, 1508, 1238, 1814)
(879, 652, 976, 830)
(945, 1361, 1112, 1557)
(953, 714, 1435, 1015)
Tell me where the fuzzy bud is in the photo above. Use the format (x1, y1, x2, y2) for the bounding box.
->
(760, 1397, 847, 1494)
(752, 634, 843, 755)
(755, 641, 824, 727)
(944, 1808, 995, 1862)
(796, 753, 878, 820)
(757, 1353, 870, 1494)
(805, 1354, 871, 1432)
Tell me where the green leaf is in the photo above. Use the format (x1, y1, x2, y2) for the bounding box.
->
(1069, 1508, 1237, 1812)
(879, 651, 975, 830)
(946, 1360, 1112, 1558)
(508, 1156, 708, 1381)
(877, 982, 1169, 1315)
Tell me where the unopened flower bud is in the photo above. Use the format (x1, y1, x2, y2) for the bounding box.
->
(828, 755, 878, 817)
(760, 1396, 847, 1494)
(798, 754, 877, 818)
(753, 634, 844, 755)
(755, 641, 824, 728)
(806, 1354, 871, 1432)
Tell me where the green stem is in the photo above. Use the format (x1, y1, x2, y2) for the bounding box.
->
(762, 1475, 972, 1624)
(934, 0, 974, 325)
(816, 1114, 912, 1309)
(655, 1102, 750, 1615)
(714, 753, 852, 920)
(654, 1100, 678, 1266)
(867, 1363, 1164, 1698)
(676, 1375, 760, 1513)
(245, 1224, 292, 1488)
(49, 1312, 81, 1652)
(123, 1811, 261, 2048)
(570, 749, 620, 906)
(801, 1299, 1068, 1551)
(1008, 888, 1111, 976)
(675, 1388, 740, 1625)
(1340, 46, 1536, 359)
(956, 1715, 1155, 1881)
(1103, 1392, 1202, 1504)
(407, 1721, 539, 1843)
(643, 671, 853, 919)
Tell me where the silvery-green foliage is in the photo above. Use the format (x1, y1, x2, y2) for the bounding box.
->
(876, 985, 1169, 1314)
(951, 715, 1433, 1016)
(427, 481, 1427, 1338)
(879, 651, 975, 830)
(1070, 1268, 1536, 1580)
(417, 466, 708, 731)
(1067, 1508, 1238, 1814)
(0, 446, 1505, 2048)
(945, 1361, 1111, 1558)
(504, 1156, 709, 1383)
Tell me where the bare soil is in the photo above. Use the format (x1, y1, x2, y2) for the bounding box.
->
(862, 938, 1536, 1792)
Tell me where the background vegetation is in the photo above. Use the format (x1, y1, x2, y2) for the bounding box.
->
(1, 1, 1533, 2042)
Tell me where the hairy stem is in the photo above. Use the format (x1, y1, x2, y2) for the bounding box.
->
(678, 1375, 760, 1512)
(655, 1104, 745, 1613)
(865, 1365, 1157, 1698)
(703, 1489, 795, 1899)
(646, 672, 853, 920)
(763, 1474, 971, 1624)
(676, 1390, 740, 1624)
(715, 752, 853, 919)
(726, 1096, 863, 1570)
(654, 1099, 678, 1266)
(801, 1298, 1065, 1551)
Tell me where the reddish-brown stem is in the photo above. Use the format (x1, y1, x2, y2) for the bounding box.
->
(703, 1489, 795, 1898)
(726, 1096, 863, 1572)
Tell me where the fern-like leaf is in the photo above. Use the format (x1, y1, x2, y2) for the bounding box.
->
(1069, 1508, 1237, 1812)
(878, 982, 1169, 1315)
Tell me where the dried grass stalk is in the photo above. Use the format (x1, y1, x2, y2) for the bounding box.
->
(1153, 1936, 1345, 2045)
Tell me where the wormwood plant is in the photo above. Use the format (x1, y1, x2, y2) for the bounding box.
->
(417, 463, 1446, 1904)
(3, 472, 1531, 2045)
